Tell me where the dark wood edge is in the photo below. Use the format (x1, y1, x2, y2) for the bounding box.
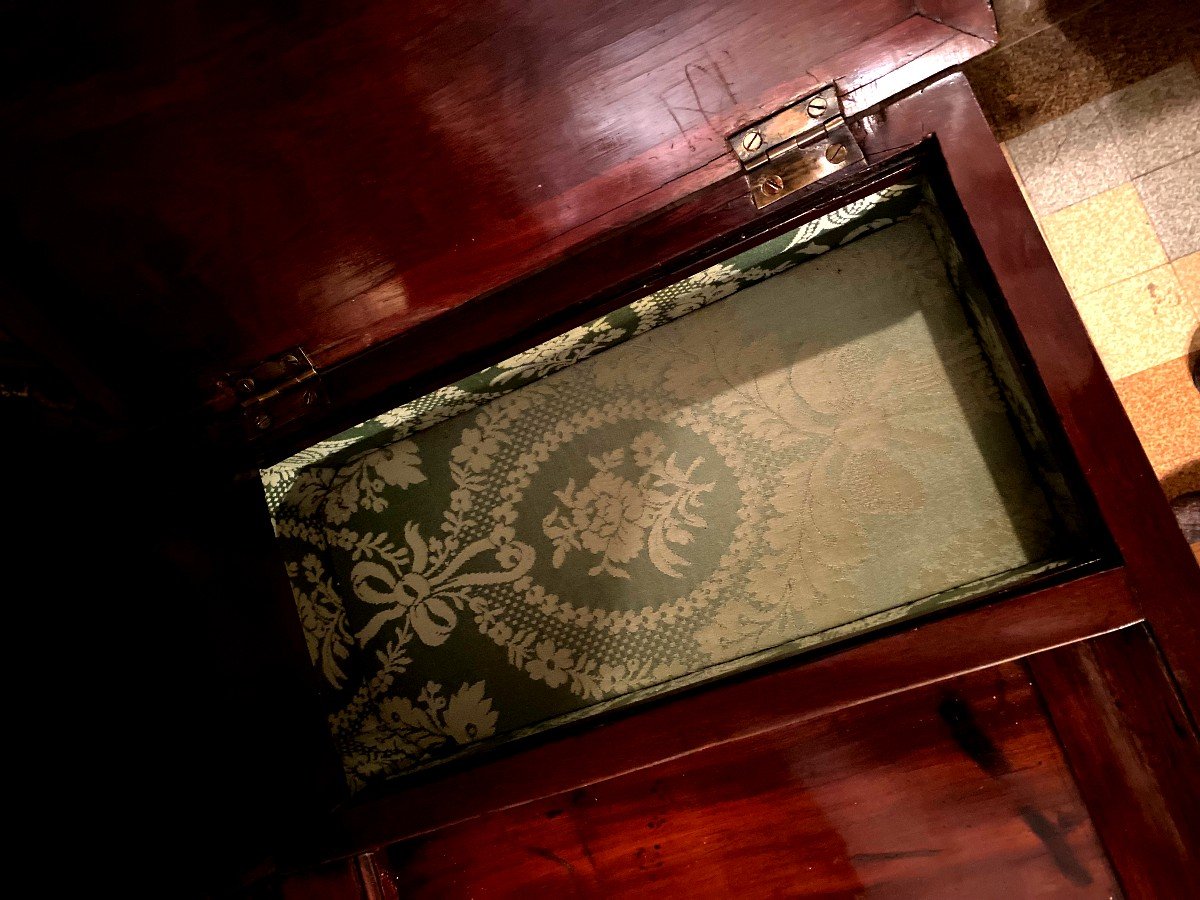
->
(196, 17, 1000, 464)
(238, 152, 924, 467)
(859, 73, 1200, 712)
(281, 566, 1137, 867)
(225, 71, 1193, 877)
(186, 7, 994, 398)
(357, 854, 401, 900)
(1028, 625, 1200, 896)
(914, 0, 998, 43)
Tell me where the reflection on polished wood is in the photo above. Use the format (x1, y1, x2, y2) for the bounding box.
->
(1030, 625, 1200, 896)
(2, 1, 992, 421)
(271, 665, 1119, 898)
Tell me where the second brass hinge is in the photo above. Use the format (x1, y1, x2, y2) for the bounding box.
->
(221, 347, 327, 439)
(728, 85, 864, 208)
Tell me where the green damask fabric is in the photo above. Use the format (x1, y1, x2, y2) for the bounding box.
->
(264, 184, 1073, 792)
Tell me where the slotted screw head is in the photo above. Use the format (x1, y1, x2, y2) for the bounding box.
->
(282, 354, 301, 369)
(741, 130, 764, 153)
(760, 174, 785, 196)
(806, 96, 828, 118)
(253, 413, 272, 430)
(236, 377, 256, 394)
(825, 143, 848, 164)
(301, 390, 318, 406)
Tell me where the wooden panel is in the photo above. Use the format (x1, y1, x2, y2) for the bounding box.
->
(917, 0, 998, 41)
(286, 664, 1119, 897)
(304, 567, 1135, 861)
(0, 1, 996, 423)
(1030, 625, 1200, 897)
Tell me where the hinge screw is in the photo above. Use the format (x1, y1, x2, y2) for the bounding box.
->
(236, 377, 256, 394)
(741, 130, 764, 153)
(253, 413, 272, 430)
(282, 354, 301, 370)
(825, 143, 848, 164)
(760, 174, 785, 196)
(807, 96, 828, 118)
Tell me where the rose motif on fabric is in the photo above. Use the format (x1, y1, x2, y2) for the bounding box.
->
(557, 471, 646, 573)
(542, 431, 714, 579)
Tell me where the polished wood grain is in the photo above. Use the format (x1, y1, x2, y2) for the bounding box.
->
(917, 0, 999, 41)
(8, 6, 1195, 892)
(270, 665, 1120, 898)
(270, 858, 363, 900)
(254, 74, 1199, 887)
(1, 0, 994, 427)
(1030, 625, 1200, 897)
(301, 567, 1135, 862)
(269, 157, 922, 461)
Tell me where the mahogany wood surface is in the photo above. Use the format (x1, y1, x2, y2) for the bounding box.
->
(7, 3, 1196, 891)
(1, 1, 993, 425)
(1030, 625, 1200, 897)
(272, 664, 1121, 898)
(254, 73, 1199, 885)
(299, 567, 1136, 863)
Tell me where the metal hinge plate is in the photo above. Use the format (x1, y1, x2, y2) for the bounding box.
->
(728, 85, 864, 208)
(223, 347, 327, 438)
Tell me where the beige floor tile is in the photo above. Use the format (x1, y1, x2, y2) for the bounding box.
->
(1135, 151, 1200, 260)
(1073, 265, 1199, 380)
(1114, 354, 1200, 471)
(1006, 100, 1128, 216)
(1041, 183, 1167, 296)
(1101, 62, 1200, 178)
(1174, 251, 1200, 317)
(1158, 453, 1200, 501)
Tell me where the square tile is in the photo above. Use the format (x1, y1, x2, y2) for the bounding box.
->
(1174, 251, 1200, 317)
(1041, 183, 1167, 296)
(966, 23, 1114, 143)
(1101, 62, 1200, 177)
(990, 0, 1096, 44)
(1006, 101, 1128, 215)
(1114, 354, 1200, 470)
(1135, 152, 1200, 260)
(1158, 454, 1200, 501)
(1073, 265, 1198, 379)
(965, 0, 1200, 142)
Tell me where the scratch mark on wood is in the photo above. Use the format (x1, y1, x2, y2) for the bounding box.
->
(939, 693, 1011, 776)
(850, 848, 942, 863)
(1019, 805, 1093, 887)
(527, 845, 574, 874)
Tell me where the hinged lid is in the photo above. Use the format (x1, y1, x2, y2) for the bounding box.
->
(3, 1, 997, 446)
(728, 85, 864, 208)
(220, 348, 327, 439)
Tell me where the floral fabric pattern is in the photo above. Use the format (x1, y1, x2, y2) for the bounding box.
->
(266, 183, 1075, 792)
(542, 433, 714, 579)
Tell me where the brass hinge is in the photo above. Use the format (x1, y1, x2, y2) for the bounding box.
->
(728, 85, 864, 208)
(222, 347, 327, 439)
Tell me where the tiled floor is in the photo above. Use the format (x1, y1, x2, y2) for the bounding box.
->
(992, 59, 1200, 514)
(964, 0, 1200, 142)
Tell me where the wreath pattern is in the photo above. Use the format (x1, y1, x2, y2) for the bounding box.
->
(266, 183, 1062, 792)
